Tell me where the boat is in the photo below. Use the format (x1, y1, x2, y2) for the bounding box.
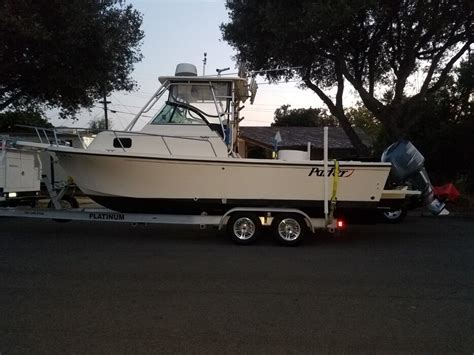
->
(37, 63, 441, 220)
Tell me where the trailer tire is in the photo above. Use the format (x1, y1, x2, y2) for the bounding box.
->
(227, 213, 261, 245)
(272, 214, 307, 246)
(380, 207, 407, 224)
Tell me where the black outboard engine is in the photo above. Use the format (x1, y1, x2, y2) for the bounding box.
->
(381, 140, 446, 215)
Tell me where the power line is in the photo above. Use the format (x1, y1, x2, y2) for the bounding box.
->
(111, 111, 128, 130)
(92, 105, 154, 118)
(112, 94, 135, 114)
(257, 80, 301, 85)
(110, 102, 160, 110)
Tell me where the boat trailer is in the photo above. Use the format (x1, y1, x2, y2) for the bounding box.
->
(1, 127, 439, 246)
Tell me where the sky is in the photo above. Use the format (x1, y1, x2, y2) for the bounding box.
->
(50, 0, 351, 129)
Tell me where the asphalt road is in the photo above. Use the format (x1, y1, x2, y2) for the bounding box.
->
(1, 215, 474, 353)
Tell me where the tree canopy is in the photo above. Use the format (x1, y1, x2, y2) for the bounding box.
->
(89, 116, 113, 131)
(0, 111, 52, 132)
(401, 57, 473, 190)
(0, 0, 144, 117)
(222, 0, 473, 156)
(272, 105, 338, 127)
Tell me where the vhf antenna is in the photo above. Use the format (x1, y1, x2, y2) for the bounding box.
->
(202, 52, 207, 76)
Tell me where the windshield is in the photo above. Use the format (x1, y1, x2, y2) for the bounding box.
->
(168, 82, 232, 122)
(151, 102, 208, 125)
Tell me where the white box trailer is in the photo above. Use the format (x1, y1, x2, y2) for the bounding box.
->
(0, 130, 93, 187)
(0, 140, 41, 202)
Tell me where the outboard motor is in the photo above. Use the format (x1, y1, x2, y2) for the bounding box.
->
(381, 140, 446, 215)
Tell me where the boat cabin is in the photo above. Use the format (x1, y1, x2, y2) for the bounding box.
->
(87, 63, 253, 158)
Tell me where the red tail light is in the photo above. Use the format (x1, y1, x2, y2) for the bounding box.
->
(337, 220, 344, 228)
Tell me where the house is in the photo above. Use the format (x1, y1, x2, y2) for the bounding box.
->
(238, 126, 373, 159)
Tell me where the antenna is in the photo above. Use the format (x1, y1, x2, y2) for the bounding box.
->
(202, 52, 207, 76)
(216, 67, 230, 76)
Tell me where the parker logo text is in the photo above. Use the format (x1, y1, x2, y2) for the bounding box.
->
(308, 167, 355, 177)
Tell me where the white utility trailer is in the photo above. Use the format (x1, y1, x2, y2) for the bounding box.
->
(0, 139, 42, 204)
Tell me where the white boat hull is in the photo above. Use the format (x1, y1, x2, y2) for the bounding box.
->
(52, 148, 392, 216)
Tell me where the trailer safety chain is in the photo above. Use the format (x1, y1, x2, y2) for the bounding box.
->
(329, 159, 339, 222)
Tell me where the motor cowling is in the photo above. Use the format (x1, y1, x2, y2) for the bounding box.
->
(382, 140, 446, 215)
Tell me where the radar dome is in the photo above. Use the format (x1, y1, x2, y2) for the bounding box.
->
(175, 63, 198, 76)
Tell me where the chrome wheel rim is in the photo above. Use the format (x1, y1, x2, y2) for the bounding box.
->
(384, 209, 402, 220)
(233, 217, 256, 240)
(278, 218, 301, 241)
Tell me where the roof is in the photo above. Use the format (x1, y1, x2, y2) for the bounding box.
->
(158, 75, 249, 102)
(239, 126, 372, 150)
(158, 75, 246, 84)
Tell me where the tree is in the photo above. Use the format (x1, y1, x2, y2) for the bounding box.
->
(0, 111, 52, 132)
(452, 58, 474, 122)
(0, 0, 143, 117)
(345, 105, 382, 142)
(272, 105, 338, 127)
(89, 116, 113, 131)
(402, 58, 474, 190)
(222, 0, 473, 156)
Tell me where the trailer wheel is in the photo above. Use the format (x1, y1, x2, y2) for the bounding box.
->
(227, 213, 261, 245)
(272, 214, 307, 246)
(381, 207, 407, 224)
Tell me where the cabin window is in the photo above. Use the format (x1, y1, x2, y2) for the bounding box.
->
(113, 138, 132, 148)
(151, 102, 206, 125)
(169, 82, 231, 121)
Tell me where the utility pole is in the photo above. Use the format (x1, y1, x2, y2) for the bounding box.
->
(99, 92, 111, 130)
